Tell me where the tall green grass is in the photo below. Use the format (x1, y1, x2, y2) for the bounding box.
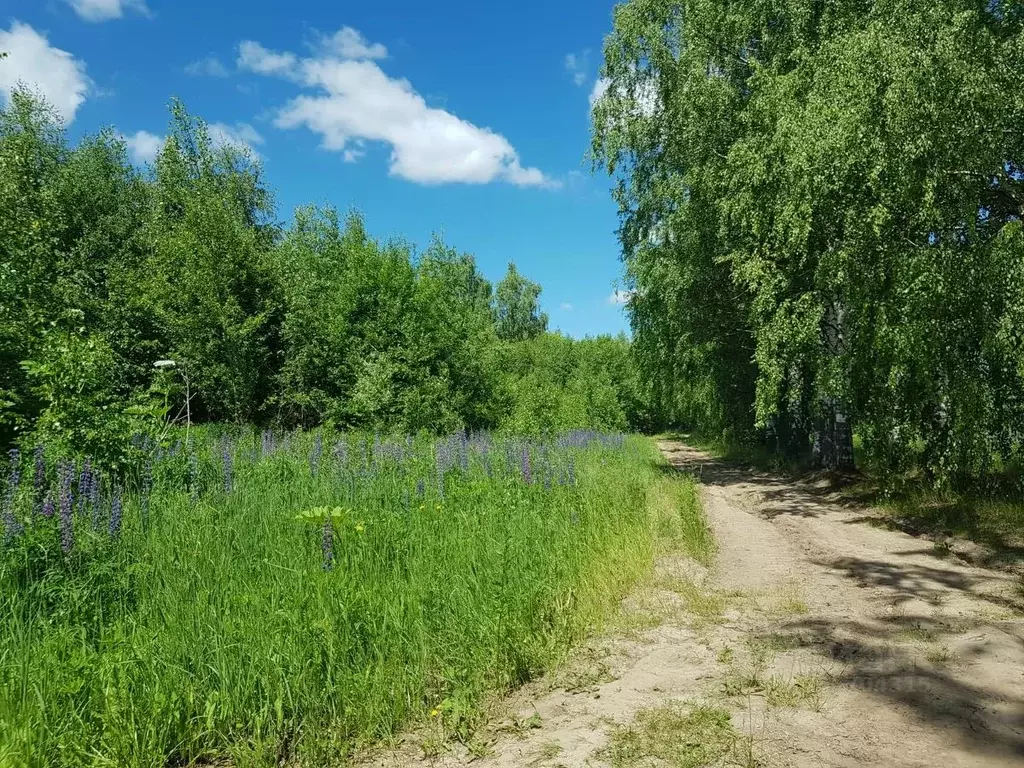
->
(0, 431, 667, 766)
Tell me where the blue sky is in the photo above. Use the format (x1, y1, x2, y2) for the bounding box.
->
(0, 0, 631, 337)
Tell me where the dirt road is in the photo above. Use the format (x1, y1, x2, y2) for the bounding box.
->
(373, 440, 1024, 767)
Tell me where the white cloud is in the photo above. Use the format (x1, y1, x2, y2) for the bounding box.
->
(564, 52, 588, 87)
(589, 73, 658, 117)
(609, 289, 634, 305)
(122, 123, 262, 165)
(589, 77, 610, 107)
(238, 30, 554, 188)
(343, 139, 366, 163)
(208, 122, 264, 156)
(237, 41, 299, 78)
(560, 302, 574, 311)
(123, 130, 163, 163)
(317, 27, 387, 60)
(185, 55, 229, 77)
(65, 0, 150, 22)
(0, 21, 91, 123)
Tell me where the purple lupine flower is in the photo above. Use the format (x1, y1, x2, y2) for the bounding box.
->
(33, 446, 45, 514)
(520, 445, 532, 485)
(90, 471, 103, 531)
(570, 510, 580, 527)
(59, 460, 74, 553)
(222, 444, 234, 493)
(459, 431, 469, 472)
(77, 458, 92, 517)
(333, 440, 348, 468)
(310, 433, 323, 477)
(3, 448, 23, 543)
(415, 479, 425, 497)
(42, 496, 55, 518)
(109, 485, 123, 538)
(568, 457, 576, 487)
(321, 518, 335, 571)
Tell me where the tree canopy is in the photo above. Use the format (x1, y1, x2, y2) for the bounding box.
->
(592, 0, 1024, 486)
(0, 89, 638, 461)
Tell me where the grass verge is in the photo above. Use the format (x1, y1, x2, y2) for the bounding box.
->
(0, 430, 675, 767)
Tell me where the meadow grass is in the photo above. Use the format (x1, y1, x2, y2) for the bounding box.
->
(0, 430, 668, 766)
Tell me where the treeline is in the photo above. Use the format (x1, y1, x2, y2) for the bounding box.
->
(0, 91, 638, 462)
(592, 0, 1024, 488)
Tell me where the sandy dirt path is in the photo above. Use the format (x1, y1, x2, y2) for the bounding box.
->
(369, 440, 1024, 767)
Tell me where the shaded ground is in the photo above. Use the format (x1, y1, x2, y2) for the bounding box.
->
(365, 441, 1024, 767)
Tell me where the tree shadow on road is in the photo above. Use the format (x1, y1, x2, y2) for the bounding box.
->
(769, 610, 1024, 762)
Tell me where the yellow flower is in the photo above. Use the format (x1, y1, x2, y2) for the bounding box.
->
(429, 707, 441, 718)
(355, 522, 365, 534)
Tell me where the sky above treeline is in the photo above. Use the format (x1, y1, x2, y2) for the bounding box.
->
(0, 0, 632, 338)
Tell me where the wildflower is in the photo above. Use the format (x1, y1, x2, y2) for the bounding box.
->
(354, 521, 365, 534)
(429, 707, 441, 718)
(568, 457, 576, 487)
(322, 517, 335, 571)
(90, 472, 103, 531)
(109, 485, 123, 538)
(415, 479, 425, 497)
(520, 445, 532, 485)
(42, 496, 55, 518)
(332, 440, 348, 467)
(77, 458, 92, 517)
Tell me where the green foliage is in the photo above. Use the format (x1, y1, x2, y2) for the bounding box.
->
(593, 0, 1024, 484)
(495, 333, 640, 434)
(494, 262, 549, 341)
(0, 430, 671, 766)
(0, 88, 644, 451)
(21, 330, 161, 466)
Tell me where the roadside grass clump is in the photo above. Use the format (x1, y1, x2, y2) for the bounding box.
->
(0, 429, 663, 766)
(600, 701, 751, 768)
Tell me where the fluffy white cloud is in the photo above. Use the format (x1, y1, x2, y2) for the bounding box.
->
(237, 41, 298, 78)
(238, 30, 553, 187)
(122, 123, 262, 165)
(317, 27, 387, 60)
(0, 21, 91, 123)
(208, 122, 264, 155)
(123, 130, 162, 163)
(564, 52, 588, 87)
(185, 55, 229, 77)
(609, 289, 634, 305)
(589, 77, 610, 107)
(560, 302, 574, 311)
(65, 0, 150, 22)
